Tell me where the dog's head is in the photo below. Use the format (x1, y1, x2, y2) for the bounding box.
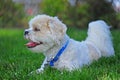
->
(24, 15, 67, 53)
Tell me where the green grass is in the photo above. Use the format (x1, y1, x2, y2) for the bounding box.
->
(0, 28, 120, 80)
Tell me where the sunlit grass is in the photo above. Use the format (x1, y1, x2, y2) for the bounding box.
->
(0, 28, 120, 80)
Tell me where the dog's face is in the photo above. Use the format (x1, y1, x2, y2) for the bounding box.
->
(24, 15, 67, 53)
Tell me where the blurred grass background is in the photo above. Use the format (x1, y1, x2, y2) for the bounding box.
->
(0, 0, 120, 29)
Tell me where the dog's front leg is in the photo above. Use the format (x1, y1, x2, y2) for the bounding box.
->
(29, 57, 48, 75)
(36, 57, 48, 74)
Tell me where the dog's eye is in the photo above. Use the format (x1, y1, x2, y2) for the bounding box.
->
(34, 28, 40, 31)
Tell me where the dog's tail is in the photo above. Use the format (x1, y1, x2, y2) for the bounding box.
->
(86, 20, 114, 57)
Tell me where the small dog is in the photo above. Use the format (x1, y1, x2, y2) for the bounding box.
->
(24, 15, 114, 73)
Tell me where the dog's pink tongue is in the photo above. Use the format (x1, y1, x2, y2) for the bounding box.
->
(25, 42, 38, 48)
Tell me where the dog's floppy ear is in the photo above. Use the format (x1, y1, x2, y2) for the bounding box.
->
(48, 17, 67, 45)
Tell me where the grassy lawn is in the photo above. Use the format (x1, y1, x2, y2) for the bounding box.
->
(0, 28, 120, 80)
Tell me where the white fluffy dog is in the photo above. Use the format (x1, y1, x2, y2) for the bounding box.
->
(24, 15, 114, 73)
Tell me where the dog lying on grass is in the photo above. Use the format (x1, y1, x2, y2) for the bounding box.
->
(24, 15, 114, 74)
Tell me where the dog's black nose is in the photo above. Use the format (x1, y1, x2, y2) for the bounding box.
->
(24, 31, 29, 35)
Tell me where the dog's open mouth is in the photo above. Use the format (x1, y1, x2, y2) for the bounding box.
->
(25, 41, 43, 48)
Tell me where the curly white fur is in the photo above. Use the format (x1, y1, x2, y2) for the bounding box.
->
(24, 15, 114, 73)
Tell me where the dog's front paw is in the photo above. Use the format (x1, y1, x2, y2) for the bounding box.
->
(36, 68, 44, 74)
(28, 69, 44, 76)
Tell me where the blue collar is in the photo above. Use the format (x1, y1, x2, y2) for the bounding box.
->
(49, 40, 69, 66)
